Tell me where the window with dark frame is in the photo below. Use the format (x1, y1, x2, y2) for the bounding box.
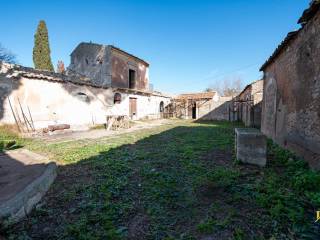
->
(114, 93, 122, 104)
(129, 69, 136, 89)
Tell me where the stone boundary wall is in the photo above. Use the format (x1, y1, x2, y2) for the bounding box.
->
(199, 97, 233, 121)
(261, 8, 320, 169)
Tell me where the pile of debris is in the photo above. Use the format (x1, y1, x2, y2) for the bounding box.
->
(106, 115, 131, 131)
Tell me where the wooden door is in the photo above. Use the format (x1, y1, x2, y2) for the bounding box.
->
(129, 98, 137, 119)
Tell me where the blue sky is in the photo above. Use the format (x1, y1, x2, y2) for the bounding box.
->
(0, 0, 310, 94)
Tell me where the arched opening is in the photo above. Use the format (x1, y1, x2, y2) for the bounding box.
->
(159, 101, 164, 118)
(75, 92, 89, 103)
(114, 93, 121, 104)
(192, 102, 197, 119)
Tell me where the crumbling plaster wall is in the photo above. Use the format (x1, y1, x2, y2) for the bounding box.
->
(68, 43, 112, 87)
(0, 74, 170, 130)
(252, 80, 264, 105)
(1, 77, 113, 129)
(261, 11, 320, 169)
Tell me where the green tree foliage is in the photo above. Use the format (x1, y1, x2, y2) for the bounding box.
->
(33, 20, 54, 71)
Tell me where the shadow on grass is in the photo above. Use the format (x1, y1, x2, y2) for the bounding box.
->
(3, 123, 320, 240)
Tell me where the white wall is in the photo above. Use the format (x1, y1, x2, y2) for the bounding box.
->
(0, 77, 171, 130)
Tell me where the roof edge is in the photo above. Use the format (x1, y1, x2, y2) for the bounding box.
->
(260, 1, 320, 71)
(0, 61, 164, 97)
(298, 0, 320, 24)
(110, 45, 149, 66)
(238, 79, 263, 96)
(70, 42, 150, 66)
(259, 30, 300, 71)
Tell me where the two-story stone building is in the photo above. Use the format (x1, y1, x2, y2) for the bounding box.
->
(0, 43, 171, 131)
(68, 43, 149, 90)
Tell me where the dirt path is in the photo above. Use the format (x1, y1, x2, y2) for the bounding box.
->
(38, 119, 174, 143)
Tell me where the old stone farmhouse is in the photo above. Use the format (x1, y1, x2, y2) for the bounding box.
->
(0, 43, 171, 131)
(260, 1, 320, 169)
(68, 42, 149, 90)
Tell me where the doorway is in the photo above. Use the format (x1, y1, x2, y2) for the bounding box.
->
(129, 98, 137, 119)
(192, 102, 197, 119)
(159, 101, 164, 118)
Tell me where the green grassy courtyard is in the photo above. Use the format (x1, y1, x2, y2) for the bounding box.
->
(1, 120, 320, 239)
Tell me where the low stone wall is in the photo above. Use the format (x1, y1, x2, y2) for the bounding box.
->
(199, 98, 232, 121)
(261, 8, 320, 169)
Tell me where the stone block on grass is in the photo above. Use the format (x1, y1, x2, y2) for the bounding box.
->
(235, 128, 267, 167)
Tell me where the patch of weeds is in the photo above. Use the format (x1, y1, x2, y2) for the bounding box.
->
(90, 124, 106, 130)
(179, 233, 196, 240)
(267, 139, 294, 166)
(233, 227, 245, 240)
(0, 125, 26, 151)
(255, 170, 306, 225)
(291, 168, 320, 192)
(63, 189, 77, 201)
(208, 202, 221, 214)
(205, 167, 240, 187)
(305, 191, 320, 206)
(197, 219, 216, 234)
(65, 213, 123, 240)
(253, 141, 320, 237)
(197, 213, 233, 235)
(34, 207, 52, 217)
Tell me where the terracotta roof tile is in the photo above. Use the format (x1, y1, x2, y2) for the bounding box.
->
(174, 91, 216, 100)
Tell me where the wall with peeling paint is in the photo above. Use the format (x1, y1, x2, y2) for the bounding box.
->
(68, 43, 149, 91)
(69, 43, 112, 87)
(0, 63, 170, 130)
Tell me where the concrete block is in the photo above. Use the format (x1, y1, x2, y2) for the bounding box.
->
(235, 128, 267, 167)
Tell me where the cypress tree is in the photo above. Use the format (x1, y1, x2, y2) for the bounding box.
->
(33, 20, 54, 71)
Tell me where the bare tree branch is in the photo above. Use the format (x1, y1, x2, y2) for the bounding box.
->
(0, 43, 17, 64)
(205, 76, 244, 97)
